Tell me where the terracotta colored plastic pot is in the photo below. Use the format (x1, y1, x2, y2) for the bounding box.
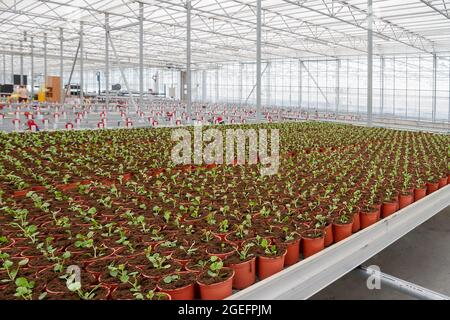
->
(228, 257, 256, 290)
(197, 268, 234, 300)
(381, 201, 398, 218)
(426, 182, 439, 195)
(399, 193, 414, 209)
(374, 203, 382, 221)
(284, 239, 300, 267)
(13, 189, 30, 198)
(332, 222, 353, 243)
(360, 209, 379, 229)
(438, 177, 448, 189)
(301, 233, 325, 259)
(157, 280, 196, 300)
(323, 223, 333, 247)
(351, 212, 361, 233)
(257, 250, 287, 280)
(414, 187, 427, 202)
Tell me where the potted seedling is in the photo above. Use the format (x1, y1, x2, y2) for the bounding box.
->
(399, 172, 414, 209)
(257, 238, 287, 280)
(414, 177, 427, 201)
(279, 227, 301, 267)
(224, 242, 257, 290)
(156, 272, 197, 300)
(0, 252, 29, 283)
(66, 272, 105, 300)
(197, 256, 234, 300)
(301, 228, 325, 259)
(171, 242, 200, 267)
(14, 277, 47, 300)
(360, 193, 379, 229)
(145, 290, 171, 300)
(315, 214, 333, 247)
(332, 206, 354, 243)
(381, 187, 398, 219)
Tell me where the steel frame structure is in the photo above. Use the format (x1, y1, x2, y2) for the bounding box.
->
(0, 0, 449, 125)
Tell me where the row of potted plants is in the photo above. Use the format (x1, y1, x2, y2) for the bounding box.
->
(1, 122, 448, 299)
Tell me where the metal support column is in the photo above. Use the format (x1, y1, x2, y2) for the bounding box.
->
(107, 33, 137, 110)
(30, 37, 34, 99)
(44, 34, 47, 89)
(139, 2, 144, 108)
(256, 0, 262, 122)
(105, 14, 110, 109)
(2, 53, 5, 84)
(186, 0, 192, 122)
(432, 53, 437, 122)
(299, 60, 302, 108)
(215, 68, 219, 103)
(202, 70, 207, 102)
(346, 59, 349, 113)
(419, 56, 421, 121)
(335, 59, 340, 114)
(405, 56, 408, 119)
(20, 41, 23, 85)
(380, 56, 385, 116)
(267, 61, 271, 106)
(367, 0, 373, 126)
(393, 57, 396, 116)
(325, 60, 328, 112)
(448, 58, 450, 123)
(60, 28, 64, 103)
(80, 22, 84, 107)
(357, 56, 360, 115)
(239, 63, 243, 105)
(11, 45, 14, 84)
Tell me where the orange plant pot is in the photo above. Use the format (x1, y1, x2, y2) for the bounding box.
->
(351, 212, 361, 233)
(301, 235, 325, 259)
(228, 257, 256, 290)
(414, 187, 427, 202)
(426, 182, 439, 195)
(257, 250, 287, 280)
(157, 282, 196, 300)
(332, 222, 353, 243)
(398, 193, 414, 209)
(360, 209, 379, 229)
(284, 239, 300, 267)
(438, 177, 448, 189)
(324, 224, 333, 247)
(197, 268, 234, 300)
(381, 201, 398, 219)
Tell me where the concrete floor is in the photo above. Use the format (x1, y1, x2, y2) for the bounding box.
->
(311, 206, 450, 300)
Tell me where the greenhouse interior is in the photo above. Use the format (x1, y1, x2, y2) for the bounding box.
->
(0, 0, 449, 303)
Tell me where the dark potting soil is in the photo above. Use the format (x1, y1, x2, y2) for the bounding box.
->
(110, 287, 136, 300)
(89, 286, 109, 300)
(99, 270, 120, 285)
(140, 278, 157, 292)
(198, 268, 234, 285)
(46, 276, 69, 293)
(44, 291, 80, 300)
(157, 272, 197, 290)
(224, 250, 256, 266)
(206, 240, 235, 254)
(139, 263, 181, 278)
(0, 283, 17, 300)
(86, 258, 115, 272)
